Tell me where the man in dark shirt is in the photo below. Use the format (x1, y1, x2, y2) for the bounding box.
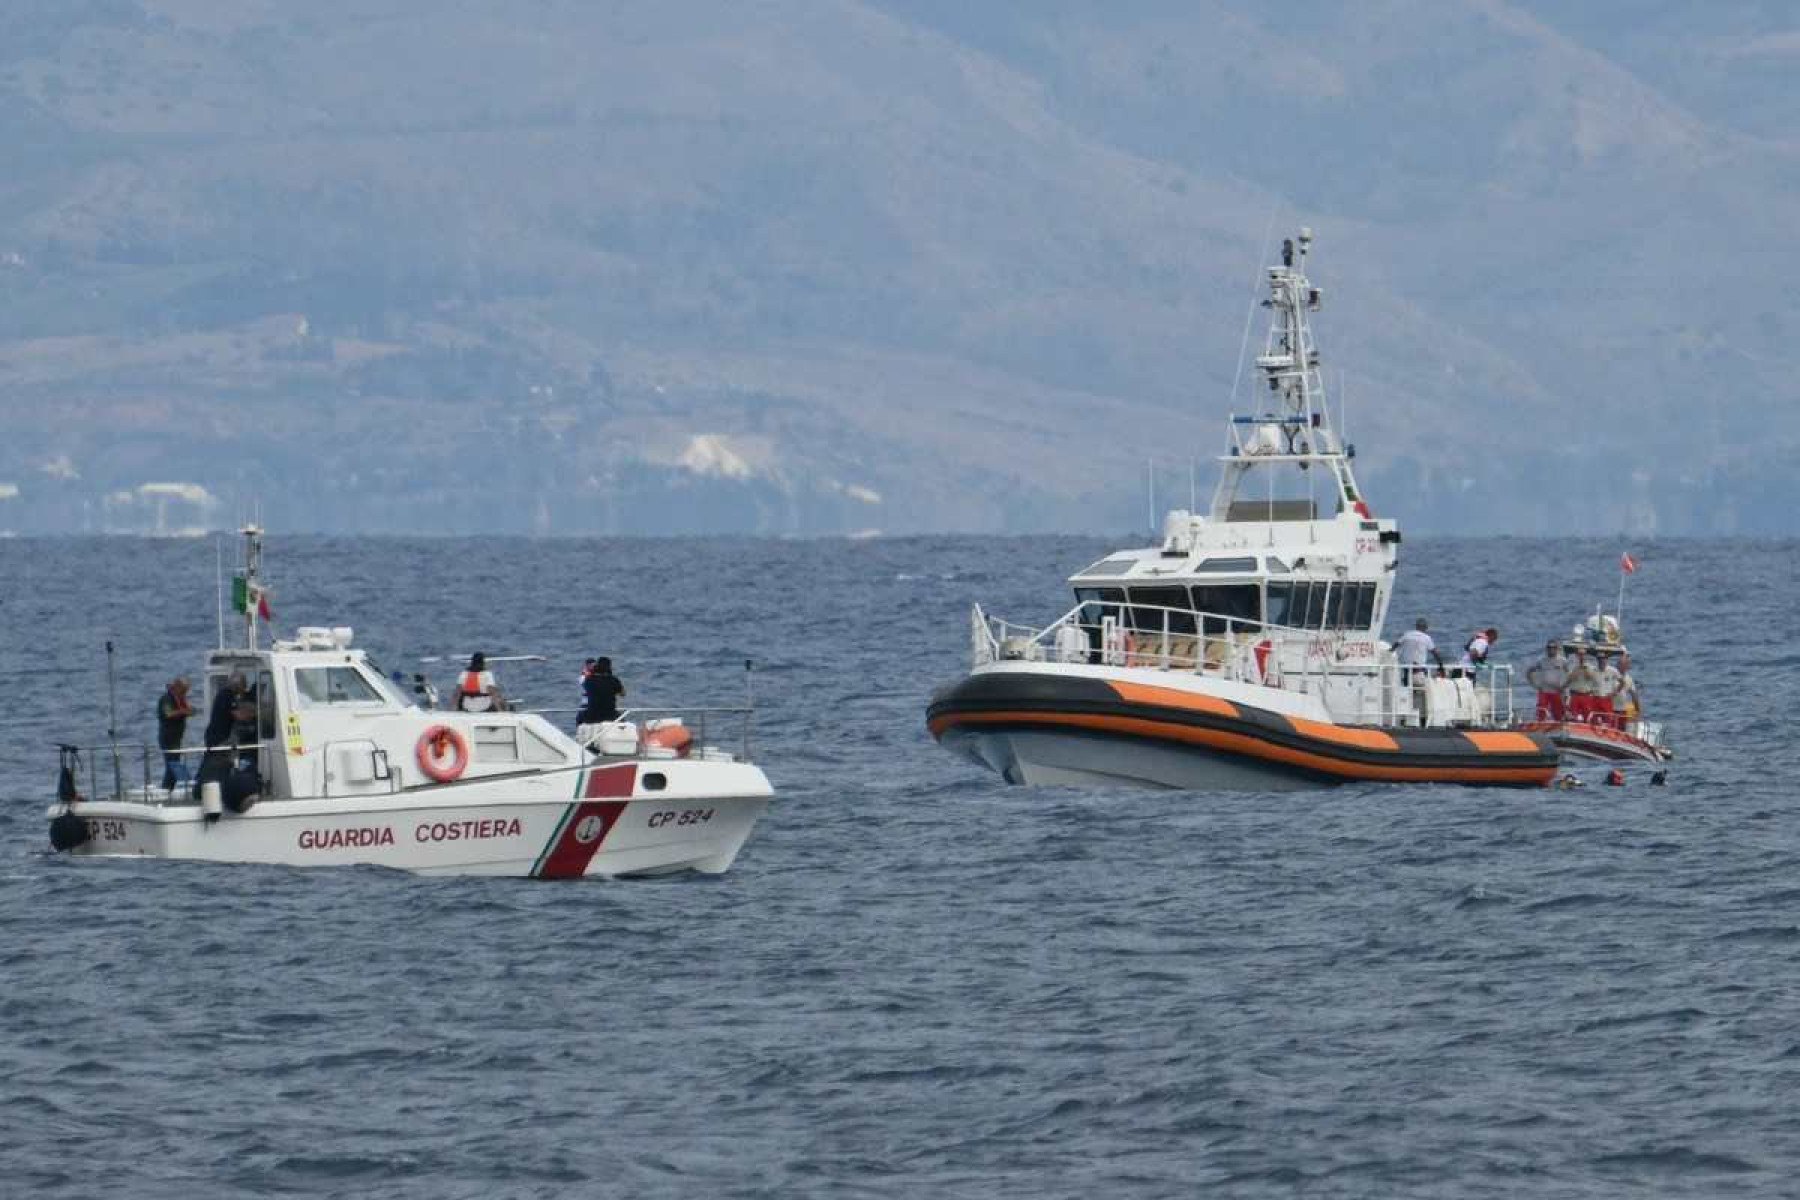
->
(194, 673, 253, 803)
(203, 673, 250, 748)
(156, 677, 193, 792)
(579, 656, 626, 726)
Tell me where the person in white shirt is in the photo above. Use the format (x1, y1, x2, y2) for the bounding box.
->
(1525, 641, 1570, 720)
(1565, 651, 1600, 721)
(1613, 654, 1640, 724)
(1593, 655, 1623, 728)
(1395, 617, 1442, 683)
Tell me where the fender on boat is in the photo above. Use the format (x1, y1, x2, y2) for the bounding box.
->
(49, 809, 91, 852)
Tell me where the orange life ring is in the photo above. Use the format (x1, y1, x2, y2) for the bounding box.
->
(417, 725, 469, 783)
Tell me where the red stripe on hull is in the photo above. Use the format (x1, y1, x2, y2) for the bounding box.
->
(537, 764, 637, 878)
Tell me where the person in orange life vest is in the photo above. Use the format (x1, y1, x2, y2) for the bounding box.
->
(455, 652, 506, 712)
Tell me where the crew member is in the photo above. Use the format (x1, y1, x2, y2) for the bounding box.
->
(1395, 617, 1442, 683)
(456, 652, 505, 713)
(194, 673, 252, 798)
(204, 673, 251, 748)
(1613, 653, 1640, 727)
(156, 676, 193, 792)
(1565, 651, 1600, 722)
(579, 655, 626, 727)
(1593, 653, 1623, 729)
(1525, 641, 1569, 721)
(1459, 627, 1498, 674)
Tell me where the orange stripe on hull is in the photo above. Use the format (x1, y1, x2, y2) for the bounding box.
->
(930, 711, 1554, 786)
(1109, 681, 1239, 718)
(1461, 730, 1544, 754)
(1287, 716, 1400, 752)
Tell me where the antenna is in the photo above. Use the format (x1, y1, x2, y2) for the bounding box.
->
(105, 640, 123, 800)
(1227, 206, 1281, 414)
(1338, 369, 1348, 450)
(1147, 459, 1157, 532)
(743, 658, 756, 761)
(215, 535, 226, 650)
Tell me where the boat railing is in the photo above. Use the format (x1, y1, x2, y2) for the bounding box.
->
(52, 741, 276, 806)
(524, 705, 756, 763)
(972, 599, 1351, 684)
(971, 601, 1517, 728)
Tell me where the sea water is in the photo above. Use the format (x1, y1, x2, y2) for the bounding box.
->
(2, 535, 1796, 1198)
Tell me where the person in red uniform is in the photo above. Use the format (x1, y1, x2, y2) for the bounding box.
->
(1525, 641, 1569, 721)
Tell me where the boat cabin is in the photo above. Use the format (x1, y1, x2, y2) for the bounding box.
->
(200, 626, 580, 803)
(1064, 227, 1400, 662)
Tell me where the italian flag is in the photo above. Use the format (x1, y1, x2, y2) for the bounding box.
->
(232, 574, 273, 619)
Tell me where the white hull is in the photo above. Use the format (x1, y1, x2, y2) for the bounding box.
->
(49, 760, 771, 878)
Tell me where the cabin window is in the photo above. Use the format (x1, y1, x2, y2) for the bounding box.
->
(1189, 585, 1260, 634)
(1282, 582, 1321, 628)
(1265, 582, 1293, 627)
(1126, 587, 1195, 635)
(1325, 584, 1347, 628)
(472, 725, 519, 763)
(1349, 583, 1376, 628)
(1074, 587, 1127, 625)
(294, 666, 385, 707)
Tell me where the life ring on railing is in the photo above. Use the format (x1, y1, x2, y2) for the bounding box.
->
(416, 725, 469, 783)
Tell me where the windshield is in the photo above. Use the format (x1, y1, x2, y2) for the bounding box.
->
(361, 657, 414, 706)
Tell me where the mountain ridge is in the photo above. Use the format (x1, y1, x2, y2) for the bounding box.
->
(0, 0, 1792, 535)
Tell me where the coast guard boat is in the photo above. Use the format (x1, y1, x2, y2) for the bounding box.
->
(46, 527, 773, 877)
(928, 229, 1558, 790)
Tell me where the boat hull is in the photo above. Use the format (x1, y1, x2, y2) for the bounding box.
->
(1517, 720, 1671, 764)
(47, 760, 771, 878)
(928, 669, 1558, 791)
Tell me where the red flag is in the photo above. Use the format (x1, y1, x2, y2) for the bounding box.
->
(256, 590, 272, 620)
(1620, 552, 1637, 574)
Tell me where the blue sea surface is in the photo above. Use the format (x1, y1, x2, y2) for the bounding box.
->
(2, 534, 1797, 1198)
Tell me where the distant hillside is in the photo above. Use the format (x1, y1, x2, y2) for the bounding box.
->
(0, 1, 1794, 535)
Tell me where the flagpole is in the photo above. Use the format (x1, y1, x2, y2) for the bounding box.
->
(1616, 556, 1629, 633)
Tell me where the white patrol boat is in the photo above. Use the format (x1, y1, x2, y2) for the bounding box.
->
(928, 228, 1558, 791)
(46, 528, 773, 877)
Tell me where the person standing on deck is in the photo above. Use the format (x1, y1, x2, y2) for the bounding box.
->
(1525, 641, 1570, 721)
(156, 677, 193, 792)
(1459, 627, 1498, 674)
(1565, 651, 1600, 722)
(1593, 654, 1623, 729)
(1613, 654, 1641, 727)
(1395, 618, 1442, 683)
(579, 656, 626, 727)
